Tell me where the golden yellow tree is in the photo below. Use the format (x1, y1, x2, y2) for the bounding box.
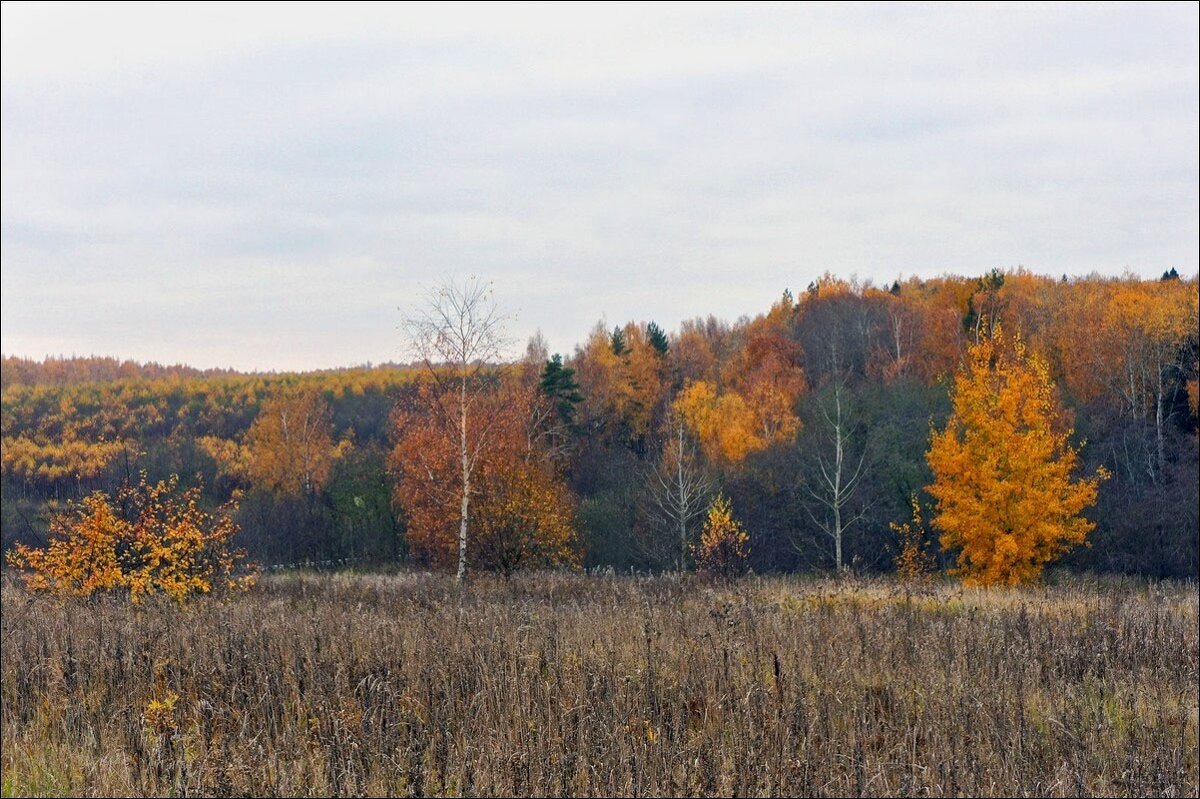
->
(1052, 278, 1199, 480)
(692, 493, 750, 576)
(573, 321, 667, 448)
(473, 458, 578, 576)
(673, 381, 765, 464)
(245, 387, 343, 496)
(673, 324, 804, 466)
(926, 326, 1106, 586)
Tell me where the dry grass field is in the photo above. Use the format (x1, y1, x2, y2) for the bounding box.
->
(2, 572, 1197, 797)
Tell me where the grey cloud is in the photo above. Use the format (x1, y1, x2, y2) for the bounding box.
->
(2, 3, 1197, 370)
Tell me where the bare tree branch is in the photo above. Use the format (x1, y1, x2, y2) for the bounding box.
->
(400, 277, 511, 582)
(636, 412, 715, 571)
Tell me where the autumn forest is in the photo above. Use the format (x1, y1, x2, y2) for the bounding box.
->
(4, 268, 1200, 797)
(3, 269, 1198, 582)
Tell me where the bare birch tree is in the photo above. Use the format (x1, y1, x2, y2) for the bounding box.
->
(642, 411, 714, 571)
(403, 277, 509, 582)
(801, 377, 869, 573)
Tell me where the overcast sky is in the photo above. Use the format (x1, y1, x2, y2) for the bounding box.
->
(2, 2, 1197, 371)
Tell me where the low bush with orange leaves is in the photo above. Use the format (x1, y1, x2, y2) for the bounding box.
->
(5, 474, 256, 602)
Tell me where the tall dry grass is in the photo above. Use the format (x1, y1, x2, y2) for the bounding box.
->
(1, 572, 1196, 797)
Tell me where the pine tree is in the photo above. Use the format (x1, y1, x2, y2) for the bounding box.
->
(646, 322, 670, 356)
(539, 354, 584, 431)
(610, 326, 628, 356)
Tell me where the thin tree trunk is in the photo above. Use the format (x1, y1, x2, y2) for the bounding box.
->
(678, 424, 687, 572)
(834, 385, 844, 572)
(834, 508, 843, 572)
(1155, 370, 1165, 483)
(458, 379, 469, 582)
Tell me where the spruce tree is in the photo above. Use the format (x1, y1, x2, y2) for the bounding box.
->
(646, 322, 669, 356)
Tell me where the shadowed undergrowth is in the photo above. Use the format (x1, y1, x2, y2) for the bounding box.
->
(2, 572, 1197, 797)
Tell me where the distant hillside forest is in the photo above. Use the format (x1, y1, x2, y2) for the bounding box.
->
(3, 270, 1198, 577)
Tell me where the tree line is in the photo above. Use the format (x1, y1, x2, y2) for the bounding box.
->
(2, 269, 1197, 580)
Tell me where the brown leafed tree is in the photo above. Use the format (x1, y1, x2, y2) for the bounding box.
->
(391, 376, 577, 574)
(401, 277, 510, 582)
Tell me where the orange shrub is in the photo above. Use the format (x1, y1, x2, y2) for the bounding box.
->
(6, 474, 256, 602)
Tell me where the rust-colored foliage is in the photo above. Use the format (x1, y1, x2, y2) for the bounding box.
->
(474, 458, 578, 576)
(1053, 277, 1199, 415)
(3, 271, 1197, 585)
(390, 390, 461, 567)
(926, 326, 1106, 586)
(674, 323, 805, 466)
(391, 377, 579, 573)
(731, 332, 807, 441)
(692, 494, 750, 576)
(5, 474, 256, 602)
(670, 318, 727, 386)
(900, 276, 974, 382)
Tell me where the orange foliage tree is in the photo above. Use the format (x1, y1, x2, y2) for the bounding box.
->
(730, 331, 807, 442)
(673, 303, 805, 466)
(673, 381, 765, 464)
(1072, 279, 1197, 479)
(473, 456, 577, 576)
(926, 326, 1106, 586)
(573, 321, 668, 448)
(5, 474, 255, 602)
(907, 276, 974, 382)
(245, 387, 344, 496)
(391, 376, 578, 574)
(402, 277, 510, 581)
